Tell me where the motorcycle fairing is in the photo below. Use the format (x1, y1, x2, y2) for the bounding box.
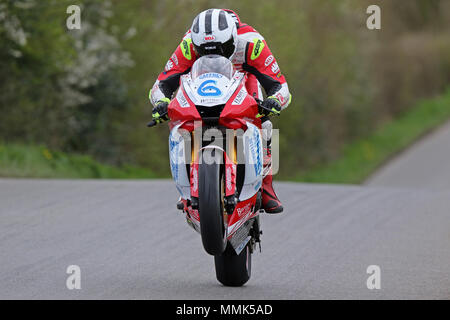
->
(166, 56, 264, 256)
(238, 122, 263, 201)
(169, 123, 191, 200)
(182, 72, 245, 107)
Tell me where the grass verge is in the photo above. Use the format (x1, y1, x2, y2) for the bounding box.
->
(295, 88, 450, 184)
(0, 144, 154, 179)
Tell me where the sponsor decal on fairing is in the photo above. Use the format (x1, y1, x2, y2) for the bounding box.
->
(197, 79, 222, 97)
(227, 203, 256, 237)
(176, 90, 190, 108)
(235, 236, 252, 255)
(192, 167, 198, 192)
(198, 73, 223, 79)
(232, 88, 246, 105)
(226, 166, 232, 191)
(249, 127, 262, 176)
(236, 202, 252, 217)
(169, 136, 180, 181)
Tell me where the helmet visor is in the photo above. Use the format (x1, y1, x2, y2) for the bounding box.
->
(194, 37, 235, 59)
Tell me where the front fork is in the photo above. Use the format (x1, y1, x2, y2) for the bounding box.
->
(190, 129, 238, 213)
(188, 127, 263, 253)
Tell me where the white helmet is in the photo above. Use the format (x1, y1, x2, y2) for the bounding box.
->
(191, 9, 237, 59)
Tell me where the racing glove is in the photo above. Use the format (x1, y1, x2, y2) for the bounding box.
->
(152, 98, 170, 123)
(260, 96, 281, 116)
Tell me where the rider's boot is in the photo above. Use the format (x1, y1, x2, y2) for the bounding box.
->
(262, 142, 283, 214)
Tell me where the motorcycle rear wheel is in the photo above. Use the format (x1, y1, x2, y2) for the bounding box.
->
(214, 242, 252, 287)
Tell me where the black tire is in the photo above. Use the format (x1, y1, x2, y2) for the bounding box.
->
(198, 151, 226, 256)
(214, 242, 252, 287)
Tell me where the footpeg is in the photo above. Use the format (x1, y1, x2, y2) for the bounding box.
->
(224, 195, 237, 214)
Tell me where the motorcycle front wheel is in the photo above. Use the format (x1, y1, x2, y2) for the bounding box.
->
(198, 150, 227, 256)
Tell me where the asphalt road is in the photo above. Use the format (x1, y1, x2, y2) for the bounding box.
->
(365, 121, 450, 189)
(0, 123, 449, 300)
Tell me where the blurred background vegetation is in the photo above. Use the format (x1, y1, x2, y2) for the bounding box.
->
(1, 0, 450, 180)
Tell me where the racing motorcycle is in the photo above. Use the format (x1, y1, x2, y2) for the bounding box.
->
(148, 55, 273, 287)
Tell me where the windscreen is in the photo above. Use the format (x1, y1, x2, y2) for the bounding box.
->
(191, 55, 234, 80)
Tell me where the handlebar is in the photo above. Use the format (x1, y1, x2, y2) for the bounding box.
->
(146, 120, 157, 127)
(146, 111, 168, 128)
(255, 98, 276, 117)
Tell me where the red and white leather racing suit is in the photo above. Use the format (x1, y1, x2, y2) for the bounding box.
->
(149, 10, 290, 213)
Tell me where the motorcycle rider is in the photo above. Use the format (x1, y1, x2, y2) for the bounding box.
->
(149, 9, 291, 213)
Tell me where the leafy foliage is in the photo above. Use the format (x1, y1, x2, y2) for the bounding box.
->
(1, 0, 450, 180)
